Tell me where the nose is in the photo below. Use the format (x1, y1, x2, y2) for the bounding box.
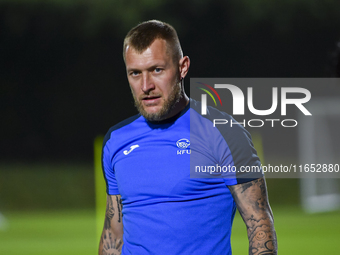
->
(141, 72, 155, 94)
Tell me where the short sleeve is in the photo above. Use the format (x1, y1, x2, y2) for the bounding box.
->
(218, 120, 263, 185)
(102, 134, 120, 195)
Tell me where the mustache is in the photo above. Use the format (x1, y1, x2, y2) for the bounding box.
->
(139, 94, 162, 100)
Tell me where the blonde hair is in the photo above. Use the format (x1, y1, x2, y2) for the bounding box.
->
(123, 20, 183, 64)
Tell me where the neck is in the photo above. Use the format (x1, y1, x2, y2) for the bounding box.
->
(166, 92, 189, 119)
(147, 94, 189, 124)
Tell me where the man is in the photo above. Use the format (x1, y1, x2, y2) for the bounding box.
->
(99, 20, 277, 255)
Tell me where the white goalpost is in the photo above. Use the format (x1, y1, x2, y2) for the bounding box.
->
(298, 98, 340, 213)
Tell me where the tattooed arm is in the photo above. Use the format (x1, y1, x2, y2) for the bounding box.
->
(99, 195, 124, 255)
(228, 177, 277, 255)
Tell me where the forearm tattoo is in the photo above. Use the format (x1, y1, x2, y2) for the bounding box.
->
(100, 195, 123, 255)
(101, 233, 123, 255)
(229, 178, 277, 255)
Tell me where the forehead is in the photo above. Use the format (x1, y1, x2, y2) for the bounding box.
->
(125, 39, 172, 68)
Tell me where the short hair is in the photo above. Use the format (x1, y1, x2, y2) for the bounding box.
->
(123, 20, 183, 64)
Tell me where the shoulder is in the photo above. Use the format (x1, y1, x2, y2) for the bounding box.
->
(189, 98, 262, 182)
(189, 98, 251, 141)
(103, 114, 141, 147)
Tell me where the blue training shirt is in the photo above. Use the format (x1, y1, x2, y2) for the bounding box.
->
(102, 98, 262, 255)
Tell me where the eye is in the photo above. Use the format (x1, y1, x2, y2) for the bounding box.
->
(130, 71, 140, 76)
(154, 68, 163, 73)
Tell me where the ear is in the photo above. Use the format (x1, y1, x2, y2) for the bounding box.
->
(178, 56, 190, 80)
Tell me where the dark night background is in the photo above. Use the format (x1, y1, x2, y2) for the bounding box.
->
(1, 2, 340, 254)
(1, 0, 340, 162)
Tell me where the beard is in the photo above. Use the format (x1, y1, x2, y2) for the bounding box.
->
(132, 79, 183, 122)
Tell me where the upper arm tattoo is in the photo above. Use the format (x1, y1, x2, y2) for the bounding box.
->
(115, 196, 122, 223)
(228, 178, 277, 255)
(104, 196, 115, 230)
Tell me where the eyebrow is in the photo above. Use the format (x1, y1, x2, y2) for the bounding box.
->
(126, 68, 140, 73)
(127, 64, 166, 73)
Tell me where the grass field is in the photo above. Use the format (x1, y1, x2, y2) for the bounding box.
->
(0, 163, 339, 254)
(232, 206, 340, 254)
(0, 206, 339, 254)
(0, 210, 97, 255)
